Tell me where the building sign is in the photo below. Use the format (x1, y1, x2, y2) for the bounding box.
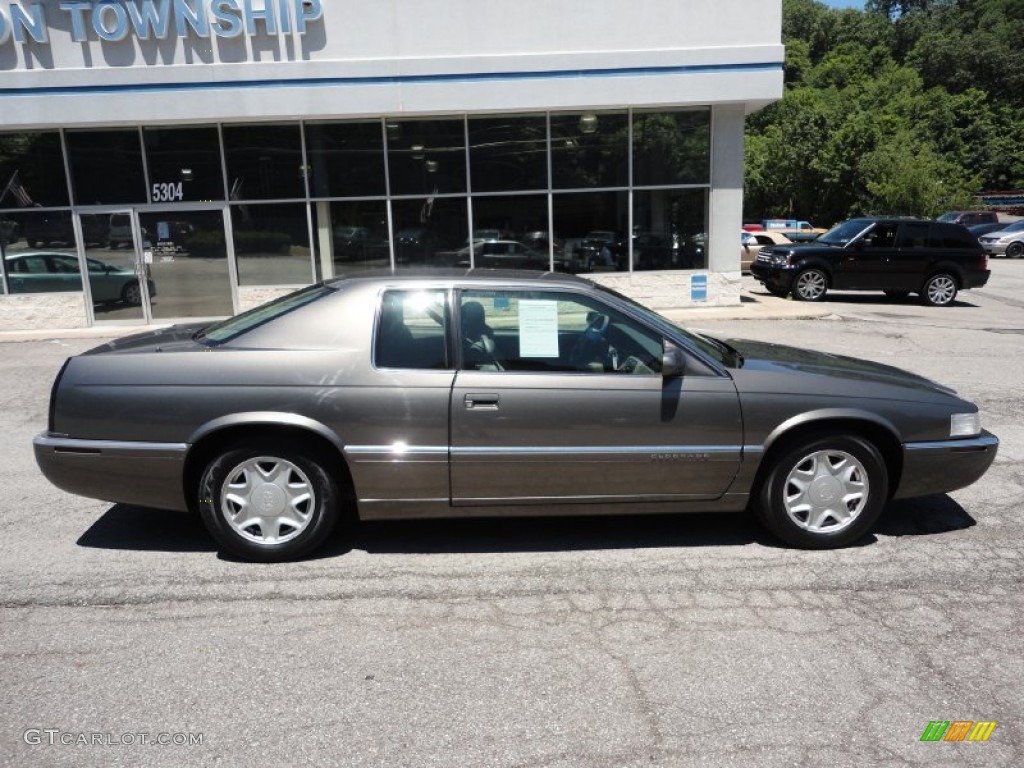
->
(0, 0, 323, 46)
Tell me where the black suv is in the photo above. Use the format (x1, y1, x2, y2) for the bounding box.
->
(750, 217, 990, 306)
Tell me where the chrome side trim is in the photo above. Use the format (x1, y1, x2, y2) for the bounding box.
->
(452, 445, 744, 456)
(347, 444, 748, 457)
(904, 434, 999, 452)
(346, 445, 449, 456)
(34, 434, 188, 456)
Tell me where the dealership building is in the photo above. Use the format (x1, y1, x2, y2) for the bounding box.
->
(0, 0, 783, 330)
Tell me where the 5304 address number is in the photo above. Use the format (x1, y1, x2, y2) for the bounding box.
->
(151, 182, 184, 203)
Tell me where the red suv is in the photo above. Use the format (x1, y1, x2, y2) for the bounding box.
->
(937, 211, 999, 227)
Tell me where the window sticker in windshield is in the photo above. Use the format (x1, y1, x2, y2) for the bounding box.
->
(518, 300, 559, 358)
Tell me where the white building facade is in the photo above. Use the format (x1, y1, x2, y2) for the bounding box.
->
(0, 0, 783, 329)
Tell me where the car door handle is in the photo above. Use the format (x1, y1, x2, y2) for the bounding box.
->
(464, 393, 500, 410)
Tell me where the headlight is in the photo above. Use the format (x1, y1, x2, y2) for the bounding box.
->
(950, 412, 981, 438)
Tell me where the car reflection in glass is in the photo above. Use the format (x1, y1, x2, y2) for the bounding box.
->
(3, 251, 154, 306)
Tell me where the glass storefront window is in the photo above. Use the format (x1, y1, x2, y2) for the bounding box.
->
(468, 115, 547, 193)
(232, 203, 312, 286)
(391, 197, 468, 268)
(0, 132, 70, 208)
(223, 124, 305, 201)
(306, 121, 386, 199)
(551, 111, 628, 190)
(314, 200, 391, 276)
(470, 194, 550, 270)
(552, 191, 629, 273)
(632, 109, 711, 187)
(387, 119, 467, 197)
(66, 129, 147, 205)
(144, 127, 225, 203)
(635, 189, 708, 270)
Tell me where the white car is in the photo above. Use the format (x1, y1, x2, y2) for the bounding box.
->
(978, 220, 1024, 259)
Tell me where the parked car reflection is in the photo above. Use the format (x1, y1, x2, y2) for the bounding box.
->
(3, 251, 154, 305)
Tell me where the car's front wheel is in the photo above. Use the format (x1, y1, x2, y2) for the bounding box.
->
(1006, 242, 1023, 259)
(920, 273, 958, 306)
(755, 435, 888, 549)
(792, 268, 828, 301)
(199, 443, 340, 562)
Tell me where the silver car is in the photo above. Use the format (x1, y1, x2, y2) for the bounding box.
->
(978, 220, 1024, 259)
(34, 271, 998, 561)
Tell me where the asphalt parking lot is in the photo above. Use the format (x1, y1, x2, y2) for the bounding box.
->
(2, 263, 1022, 767)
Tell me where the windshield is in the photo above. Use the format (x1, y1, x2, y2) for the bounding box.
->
(936, 212, 958, 223)
(997, 220, 1024, 233)
(197, 284, 333, 345)
(817, 219, 873, 246)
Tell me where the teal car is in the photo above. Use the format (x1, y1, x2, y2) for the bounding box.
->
(3, 251, 154, 305)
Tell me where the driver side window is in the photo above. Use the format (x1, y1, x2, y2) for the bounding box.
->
(458, 289, 663, 374)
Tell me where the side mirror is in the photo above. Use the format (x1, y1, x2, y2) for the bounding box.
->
(662, 342, 685, 379)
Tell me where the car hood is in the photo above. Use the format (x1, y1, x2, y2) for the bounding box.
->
(724, 338, 957, 398)
(82, 322, 209, 355)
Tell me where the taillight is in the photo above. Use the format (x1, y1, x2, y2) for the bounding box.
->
(981, 253, 988, 270)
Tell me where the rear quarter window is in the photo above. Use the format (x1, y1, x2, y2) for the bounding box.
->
(931, 224, 979, 250)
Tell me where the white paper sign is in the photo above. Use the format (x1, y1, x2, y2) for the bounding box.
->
(518, 300, 559, 358)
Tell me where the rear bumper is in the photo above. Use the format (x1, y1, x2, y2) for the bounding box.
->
(894, 431, 999, 499)
(962, 270, 991, 289)
(33, 433, 189, 511)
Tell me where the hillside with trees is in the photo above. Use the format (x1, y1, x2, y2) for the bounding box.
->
(744, 0, 1024, 225)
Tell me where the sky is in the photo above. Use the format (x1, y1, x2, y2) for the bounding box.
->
(820, 1, 865, 7)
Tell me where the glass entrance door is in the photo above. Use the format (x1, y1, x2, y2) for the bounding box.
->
(83, 210, 147, 323)
(137, 208, 234, 321)
(83, 207, 234, 324)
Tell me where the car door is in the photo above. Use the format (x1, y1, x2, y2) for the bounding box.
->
(7, 254, 76, 293)
(834, 222, 899, 289)
(891, 222, 932, 290)
(449, 288, 743, 507)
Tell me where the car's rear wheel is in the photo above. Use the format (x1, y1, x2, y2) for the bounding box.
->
(199, 443, 340, 562)
(920, 273, 958, 306)
(792, 268, 828, 302)
(1006, 242, 1023, 259)
(121, 282, 142, 306)
(755, 435, 887, 549)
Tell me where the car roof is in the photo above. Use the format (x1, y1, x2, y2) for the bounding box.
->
(325, 268, 593, 290)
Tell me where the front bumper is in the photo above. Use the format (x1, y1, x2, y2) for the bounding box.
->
(33, 433, 189, 511)
(893, 431, 999, 499)
(749, 261, 794, 287)
(980, 243, 1006, 256)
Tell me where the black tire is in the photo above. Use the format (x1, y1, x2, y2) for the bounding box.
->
(121, 282, 142, 306)
(755, 435, 888, 549)
(792, 268, 828, 302)
(920, 273, 958, 307)
(198, 442, 340, 562)
(1006, 242, 1023, 259)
